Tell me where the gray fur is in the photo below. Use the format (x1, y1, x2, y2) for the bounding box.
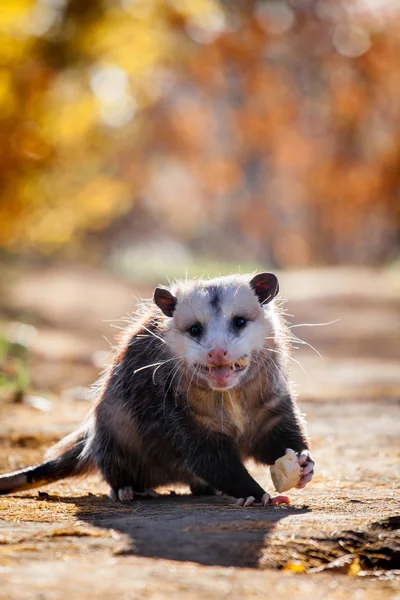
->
(0, 273, 311, 501)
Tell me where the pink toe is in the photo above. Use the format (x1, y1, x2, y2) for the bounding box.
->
(244, 496, 256, 507)
(296, 471, 314, 488)
(262, 493, 270, 506)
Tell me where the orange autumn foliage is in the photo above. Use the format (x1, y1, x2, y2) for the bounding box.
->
(0, 0, 398, 265)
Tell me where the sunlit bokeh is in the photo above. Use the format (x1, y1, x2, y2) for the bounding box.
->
(0, 0, 399, 273)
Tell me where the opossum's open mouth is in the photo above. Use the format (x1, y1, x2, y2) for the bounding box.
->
(196, 359, 248, 375)
(195, 356, 249, 389)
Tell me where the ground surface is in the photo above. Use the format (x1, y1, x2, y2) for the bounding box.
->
(0, 265, 399, 599)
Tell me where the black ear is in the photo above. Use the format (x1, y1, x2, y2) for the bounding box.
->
(250, 272, 279, 305)
(153, 287, 177, 317)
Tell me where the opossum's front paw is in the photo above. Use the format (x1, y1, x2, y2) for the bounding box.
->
(235, 493, 290, 507)
(296, 450, 315, 489)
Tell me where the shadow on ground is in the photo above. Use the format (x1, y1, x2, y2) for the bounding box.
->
(30, 492, 310, 568)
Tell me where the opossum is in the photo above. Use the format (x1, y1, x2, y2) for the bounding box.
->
(0, 272, 315, 507)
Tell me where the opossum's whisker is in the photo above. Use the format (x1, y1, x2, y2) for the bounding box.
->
(261, 294, 277, 306)
(152, 358, 179, 384)
(162, 361, 184, 416)
(163, 362, 182, 398)
(139, 324, 168, 344)
(288, 320, 340, 329)
(232, 326, 251, 345)
(264, 335, 291, 342)
(173, 365, 186, 406)
(187, 364, 198, 394)
(252, 355, 264, 400)
(233, 283, 244, 299)
(289, 334, 324, 361)
(265, 327, 324, 362)
(168, 326, 207, 350)
(262, 346, 311, 381)
(134, 357, 177, 375)
(184, 365, 199, 415)
(286, 354, 311, 380)
(103, 317, 134, 324)
(101, 335, 114, 349)
(226, 389, 234, 415)
(253, 355, 272, 397)
(229, 283, 244, 317)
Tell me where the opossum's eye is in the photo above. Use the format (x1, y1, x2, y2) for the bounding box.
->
(233, 316, 246, 329)
(188, 323, 203, 338)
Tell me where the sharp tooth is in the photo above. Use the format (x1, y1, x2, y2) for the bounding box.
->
(236, 357, 248, 368)
(208, 366, 213, 374)
(232, 364, 236, 371)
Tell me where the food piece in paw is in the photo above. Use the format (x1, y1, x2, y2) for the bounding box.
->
(270, 448, 301, 493)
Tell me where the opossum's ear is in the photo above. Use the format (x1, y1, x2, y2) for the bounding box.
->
(250, 273, 279, 305)
(153, 287, 177, 317)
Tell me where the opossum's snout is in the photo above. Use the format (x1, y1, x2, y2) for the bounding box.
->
(195, 351, 249, 390)
(207, 346, 229, 365)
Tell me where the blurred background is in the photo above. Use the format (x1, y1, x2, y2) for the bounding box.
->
(0, 0, 399, 272)
(0, 0, 399, 410)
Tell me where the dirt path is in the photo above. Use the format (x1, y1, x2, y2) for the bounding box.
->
(0, 265, 399, 598)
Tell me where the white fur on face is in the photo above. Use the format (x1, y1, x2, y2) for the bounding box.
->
(164, 275, 275, 387)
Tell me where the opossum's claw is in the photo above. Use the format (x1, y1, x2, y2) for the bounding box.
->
(243, 495, 257, 507)
(235, 492, 288, 507)
(262, 492, 270, 506)
(235, 496, 255, 507)
(118, 486, 135, 503)
(235, 496, 248, 506)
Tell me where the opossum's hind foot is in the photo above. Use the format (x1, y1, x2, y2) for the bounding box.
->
(190, 481, 217, 496)
(235, 493, 290, 507)
(116, 486, 135, 503)
(109, 487, 160, 503)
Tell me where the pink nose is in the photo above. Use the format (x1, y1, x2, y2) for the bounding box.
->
(207, 346, 229, 365)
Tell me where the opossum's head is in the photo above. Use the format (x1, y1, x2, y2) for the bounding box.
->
(153, 273, 279, 391)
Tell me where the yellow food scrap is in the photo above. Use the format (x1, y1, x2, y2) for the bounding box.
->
(270, 448, 301, 493)
(283, 560, 306, 573)
(347, 556, 361, 576)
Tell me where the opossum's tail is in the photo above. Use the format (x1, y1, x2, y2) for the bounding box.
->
(0, 428, 94, 496)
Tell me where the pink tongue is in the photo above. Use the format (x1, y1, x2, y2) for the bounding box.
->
(212, 366, 232, 380)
